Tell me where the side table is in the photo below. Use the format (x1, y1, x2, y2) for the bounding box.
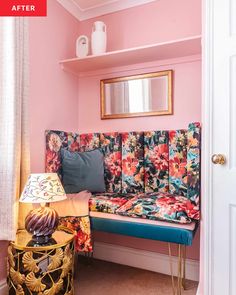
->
(7, 229, 75, 295)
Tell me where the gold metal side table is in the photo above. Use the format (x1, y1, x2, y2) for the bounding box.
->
(7, 229, 75, 295)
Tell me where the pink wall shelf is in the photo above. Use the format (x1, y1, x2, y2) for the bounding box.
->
(60, 35, 201, 75)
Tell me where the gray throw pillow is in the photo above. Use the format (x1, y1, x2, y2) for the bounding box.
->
(61, 148, 106, 194)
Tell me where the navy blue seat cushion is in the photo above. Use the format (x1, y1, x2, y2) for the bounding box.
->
(91, 217, 197, 246)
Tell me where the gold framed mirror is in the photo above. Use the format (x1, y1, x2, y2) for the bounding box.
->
(100, 70, 173, 119)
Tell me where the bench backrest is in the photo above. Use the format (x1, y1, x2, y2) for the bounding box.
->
(45, 122, 200, 206)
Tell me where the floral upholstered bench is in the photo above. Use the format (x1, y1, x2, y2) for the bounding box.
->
(45, 122, 200, 294)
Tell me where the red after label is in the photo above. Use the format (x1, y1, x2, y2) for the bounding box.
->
(0, 0, 47, 16)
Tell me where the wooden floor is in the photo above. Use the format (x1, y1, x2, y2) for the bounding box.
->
(74, 257, 198, 295)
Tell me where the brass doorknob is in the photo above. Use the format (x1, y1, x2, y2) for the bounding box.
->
(211, 154, 226, 165)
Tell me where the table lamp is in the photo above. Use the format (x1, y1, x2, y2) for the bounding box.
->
(19, 173, 67, 244)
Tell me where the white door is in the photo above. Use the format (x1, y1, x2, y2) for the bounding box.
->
(203, 0, 236, 294)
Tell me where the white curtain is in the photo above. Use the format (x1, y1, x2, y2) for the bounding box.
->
(0, 18, 30, 240)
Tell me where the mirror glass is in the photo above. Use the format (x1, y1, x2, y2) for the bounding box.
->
(101, 70, 173, 119)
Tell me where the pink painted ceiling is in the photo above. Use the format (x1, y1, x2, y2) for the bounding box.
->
(74, 0, 117, 10)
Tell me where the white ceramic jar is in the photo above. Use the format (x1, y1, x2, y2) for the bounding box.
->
(91, 21, 107, 55)
(76, 35, 89, 58)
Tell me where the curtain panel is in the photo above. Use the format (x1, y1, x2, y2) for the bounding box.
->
(0, 18, 30, 240)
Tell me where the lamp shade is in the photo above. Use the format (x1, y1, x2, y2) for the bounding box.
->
(20, 173, 67, 203)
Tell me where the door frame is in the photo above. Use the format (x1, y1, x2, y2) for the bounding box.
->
(201, 0, 214, 294)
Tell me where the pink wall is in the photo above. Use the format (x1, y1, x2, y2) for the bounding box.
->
(78, 0, 201, 53)
(77, 0, 201, 133)
(78, 59, 201, 133)
(29, 0, 79, 173)
(77, 0, 201, 261)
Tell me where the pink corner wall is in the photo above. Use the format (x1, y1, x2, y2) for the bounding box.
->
(29, 0, 79, 173)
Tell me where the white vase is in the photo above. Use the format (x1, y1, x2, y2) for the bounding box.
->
(76, 35, 89, 58)
(91, 21, 107, 55)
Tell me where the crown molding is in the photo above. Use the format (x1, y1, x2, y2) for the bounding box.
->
(57, 0, 156, 21)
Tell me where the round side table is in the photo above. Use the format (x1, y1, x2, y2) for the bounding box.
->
(7, 229, 75, 295)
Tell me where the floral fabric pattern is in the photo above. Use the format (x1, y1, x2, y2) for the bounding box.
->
(116, 192, 199, 224)
(45, 122, 201, 239)
(79, 133, 100, 152)
(122, 132, 144, 193)
(144, 131, 169, 193)
(45, 130, 80, 177)
(187, 122, 201, 206)
(89, 193, 133, 214)
(100, 133, 122, 193)
(169, 130, 188, 197)
(59, 216, 92, 252)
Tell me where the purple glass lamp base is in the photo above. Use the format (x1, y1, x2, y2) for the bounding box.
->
(25, 206, 59, 245)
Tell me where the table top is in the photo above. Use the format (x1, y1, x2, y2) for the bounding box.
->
(11, 229, 74, 251)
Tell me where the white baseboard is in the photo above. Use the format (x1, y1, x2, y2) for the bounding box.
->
(0, 279, 7, 295)
(93, 242, 199, 282)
